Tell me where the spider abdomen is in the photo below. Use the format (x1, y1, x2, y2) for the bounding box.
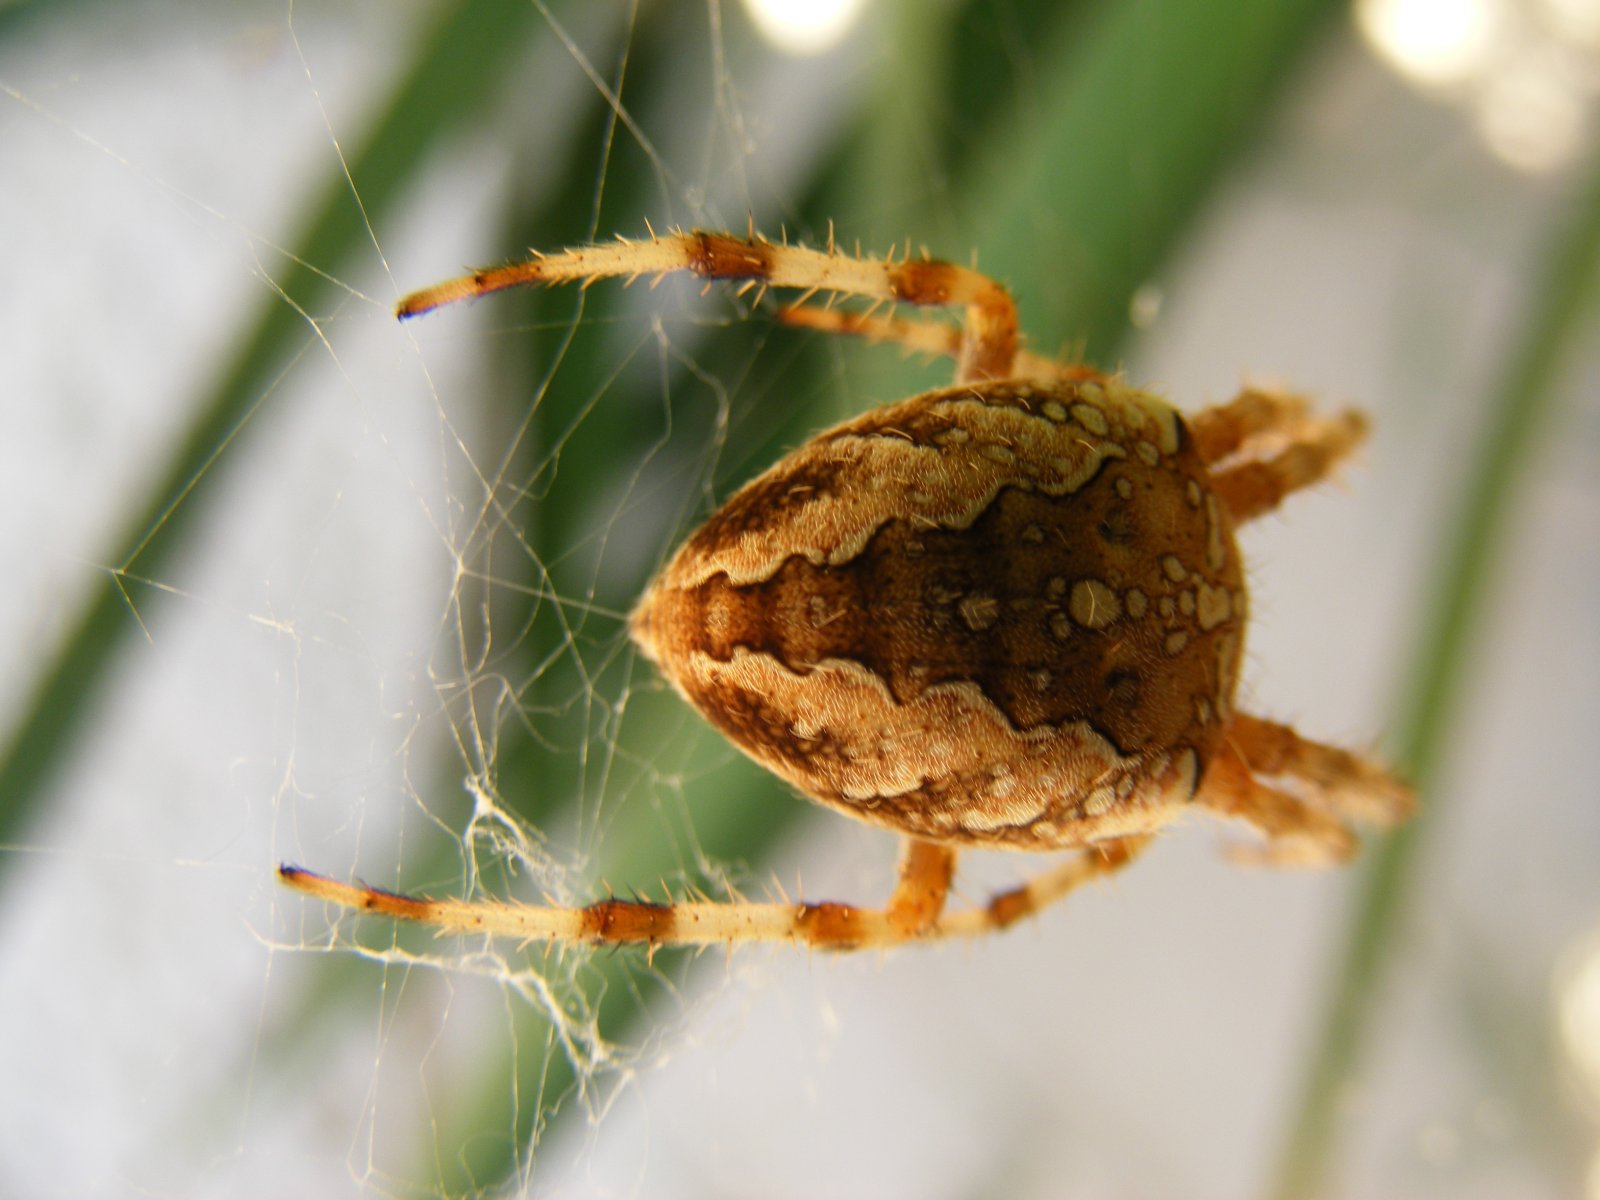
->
(631, 378, 1249, 849)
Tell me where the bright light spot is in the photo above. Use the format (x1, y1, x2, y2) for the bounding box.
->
(742, 0, 870, 56)
(1558, 926, 1600, 1111)
(1356, 0, 1499, 84)
(1477, 49, 1591, 171)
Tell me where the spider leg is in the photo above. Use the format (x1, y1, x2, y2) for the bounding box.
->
(397, 229, 1020, 382)
(1194, 746, 1356, 866)
(1188, 385, 1313, 464)
(279, 832, 1145, 951)
(279, 862, 930, 950)
(1207, 408, 1368, 524)
(1222, 713, 1414, 827)
(934, 836, 1153, 938)
(886, 837, 958, 937)
(1193, 716, 1412, 865)
(776, 303, 1102, 385)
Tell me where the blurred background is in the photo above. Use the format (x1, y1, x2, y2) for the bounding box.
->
(1, 0, 1597, 1196)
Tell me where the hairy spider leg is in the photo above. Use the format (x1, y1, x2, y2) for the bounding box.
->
(1221, 713, 1415, 827)
(886, 838, 957, 937)
(1188, 386, 1371, 524)
(1193, 746, 1360, 866)
(1209, 409, 1369, 524)
(1187, 385, 1315, 463)
(278, 832, 1149, 951)
(776, 303, 1103, 385)
(935, 836, 1153, 937)
(396, 229, 1020, 382)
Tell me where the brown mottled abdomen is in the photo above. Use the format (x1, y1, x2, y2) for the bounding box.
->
(630, 379, 1246, 849)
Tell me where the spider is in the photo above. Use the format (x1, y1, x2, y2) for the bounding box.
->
(281, 227, 1413, 951)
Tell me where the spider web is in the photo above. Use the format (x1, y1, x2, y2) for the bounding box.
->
(3, 1, 1599, 1197)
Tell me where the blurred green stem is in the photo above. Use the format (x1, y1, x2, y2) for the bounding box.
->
(1269, 147, 1600, 1200)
